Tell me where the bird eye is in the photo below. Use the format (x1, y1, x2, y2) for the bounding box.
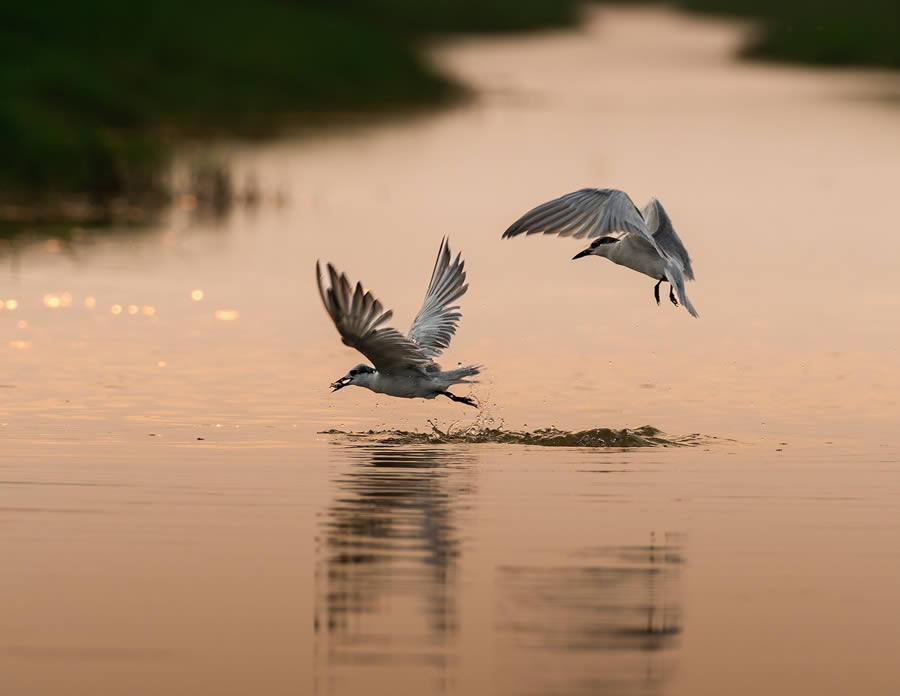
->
(349, 370, 357, 376)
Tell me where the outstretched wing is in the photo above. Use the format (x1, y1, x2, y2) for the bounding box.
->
(407, 237, 468, 359)
(502, 188, 665, 257)
(643, 198, 694, 280)
(316, 261, 430, 375)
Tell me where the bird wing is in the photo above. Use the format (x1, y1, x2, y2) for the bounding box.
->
(316, 261, 431, 375)
(663, 263, 699, 317)
(642, 198, 694, 280)
(407, 237, 468, 359)
(502, 188, 665, 255)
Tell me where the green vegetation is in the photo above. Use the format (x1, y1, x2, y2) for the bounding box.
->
(660, 0, 900, 68)
(0, 0, 578, 202)
(313, 0, 579, 34)
(1, 0, 896, 208)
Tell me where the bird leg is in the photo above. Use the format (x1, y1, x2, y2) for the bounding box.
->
(669, 285, 678, 307)
(439, 391, 478, 408)
(654, 278, 664, 305)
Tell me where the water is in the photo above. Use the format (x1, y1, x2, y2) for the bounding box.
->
(2, 6, 900, 695)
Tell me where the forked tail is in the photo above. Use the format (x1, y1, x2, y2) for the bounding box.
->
(442, 364, 481, 384)
(664, 265, 699, 318)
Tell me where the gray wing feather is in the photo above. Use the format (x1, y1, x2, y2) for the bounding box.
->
(642, 198, 694, 280)
(316, 261, 430, 375)
(503, 188, 664, 254)
(663, 264, 699, 317)
(407, 237, 468, 359)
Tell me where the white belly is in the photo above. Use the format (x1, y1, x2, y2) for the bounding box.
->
(370, 373, 437, 399)
(608, 239, 666, 280)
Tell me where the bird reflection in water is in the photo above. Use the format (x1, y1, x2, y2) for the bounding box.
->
(314, 445, 475, 695)
(497, 533, 684, 696)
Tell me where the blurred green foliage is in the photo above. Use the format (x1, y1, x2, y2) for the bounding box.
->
(675, 0, 900, 67)
(0, 0, 579, 197)
(0, 0, 896, 200)
(303, 0, 578, 34)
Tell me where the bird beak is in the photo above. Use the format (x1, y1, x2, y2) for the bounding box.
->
(330, 377, 349, 392)
(572, 248, 592, 260)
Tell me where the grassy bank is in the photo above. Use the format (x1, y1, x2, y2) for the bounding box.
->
(660, 0, 899, 68)
(2, 1, 896, 211)
(0, 1, 578, 206)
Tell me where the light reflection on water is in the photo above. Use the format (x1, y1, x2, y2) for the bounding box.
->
(497, 539, 682, 696)
(315, 446, 472, 694)
(315, 444, 684, 696)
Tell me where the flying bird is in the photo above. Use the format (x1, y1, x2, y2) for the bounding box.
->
(317, 238, 481, 407)
(503, 188, 698, 317)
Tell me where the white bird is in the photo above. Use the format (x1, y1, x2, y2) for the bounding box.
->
(503, 188, 698, 317)
(317, 238, 481, 407)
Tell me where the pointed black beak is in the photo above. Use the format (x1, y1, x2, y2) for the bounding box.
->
(330, 378, 349, 392)
(572, 248, 592, 260)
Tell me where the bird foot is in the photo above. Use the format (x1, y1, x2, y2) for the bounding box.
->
(654, 279, 663, 306)
(440, 391, 478, 408)
(669, 287, 678, 307)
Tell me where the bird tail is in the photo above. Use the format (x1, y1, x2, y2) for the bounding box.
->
(442, 364, 481, 384)
(665, 266, 699, 318)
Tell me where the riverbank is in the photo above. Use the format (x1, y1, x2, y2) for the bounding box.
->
(0, 0, 579, 215)
(2, 0, 896, 219)
(672, 0, 899, 68)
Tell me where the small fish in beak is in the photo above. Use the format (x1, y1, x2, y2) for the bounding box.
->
(330, 377, 350, 392)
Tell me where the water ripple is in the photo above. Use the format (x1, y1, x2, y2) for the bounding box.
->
(322, 424, 704, 448)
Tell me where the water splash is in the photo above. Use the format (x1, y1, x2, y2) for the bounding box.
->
(320, 419, 704, 448)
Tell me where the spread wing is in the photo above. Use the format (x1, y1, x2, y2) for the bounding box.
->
(407, 237, 468, 359)
(642, 198, 694, 280)
(502, 188, 665, 257)
(316, 261, 430, 375)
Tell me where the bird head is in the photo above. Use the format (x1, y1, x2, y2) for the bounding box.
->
(573, 236, 620, 260)
(330, 364, 375, 391)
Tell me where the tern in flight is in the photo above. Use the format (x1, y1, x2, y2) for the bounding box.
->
(503, 188, 698, 317)
(317, 238, 481, 407)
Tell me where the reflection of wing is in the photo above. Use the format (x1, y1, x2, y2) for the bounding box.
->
(503, 188, 664, 255)
(317, 262, 430, 375)
(643, 198, 694, 280)
(407, 238, 468, 359)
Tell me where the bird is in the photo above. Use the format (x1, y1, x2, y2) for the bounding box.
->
(316, 237, 481, 408)
(503, 188, 698, 317)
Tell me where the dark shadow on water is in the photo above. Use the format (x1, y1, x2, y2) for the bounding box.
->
(496, 534, 684, 695)
(314, 445, 476, 694)
(0, 161, 276, 261)
(314, 443, 684, 695)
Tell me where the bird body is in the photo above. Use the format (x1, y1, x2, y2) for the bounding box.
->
(346, 365, 480, 400)
(504, 188, 698, 317)
(317, 238, 481, 407)
(601, 233, 668, 280)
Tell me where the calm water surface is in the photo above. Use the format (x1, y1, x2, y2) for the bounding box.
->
(3, 7, 900, 695)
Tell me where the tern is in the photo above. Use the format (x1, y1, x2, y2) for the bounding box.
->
(317, 238, 481, 407)
(503, 188, 698, 317)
